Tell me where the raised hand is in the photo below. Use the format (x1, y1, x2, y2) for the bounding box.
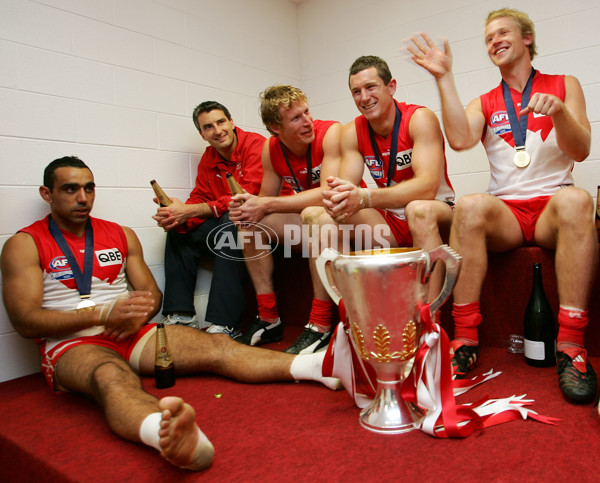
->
(407, 32, 453, 79)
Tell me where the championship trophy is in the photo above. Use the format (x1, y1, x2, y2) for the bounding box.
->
(316, 245, 461, 434)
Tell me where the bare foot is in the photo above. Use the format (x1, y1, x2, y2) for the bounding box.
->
(158, 396, 214, 471)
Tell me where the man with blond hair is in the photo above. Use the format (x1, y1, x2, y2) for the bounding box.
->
(408, 8, 597, 403)
(230, 85, 343, 354)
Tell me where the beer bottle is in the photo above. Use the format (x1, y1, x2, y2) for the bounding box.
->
(226, 172, 244, 196)
(155, 322, 175, 388)
(150, 180, 172, 207)
(523, 263, 556, 367)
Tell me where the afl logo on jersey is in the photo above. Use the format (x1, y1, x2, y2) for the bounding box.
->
(363, 155, 384, 180)
(490, 111, 511, 135)
(49, 256, 73, 280)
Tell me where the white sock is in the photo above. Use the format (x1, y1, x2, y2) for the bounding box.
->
(139, 412, 162, 451)
(289, 351, 342, 390)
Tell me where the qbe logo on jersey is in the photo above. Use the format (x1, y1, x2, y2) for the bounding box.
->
(96, 248, 123, 266)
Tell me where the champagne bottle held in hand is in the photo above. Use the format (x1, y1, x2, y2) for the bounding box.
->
(155, 322, 175, 388)
(524, 263, 556, 367)
(150, 180, 172, 207)
(226, 172, 244, 196)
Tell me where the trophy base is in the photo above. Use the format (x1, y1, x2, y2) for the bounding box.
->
(359, 384, 424, 435)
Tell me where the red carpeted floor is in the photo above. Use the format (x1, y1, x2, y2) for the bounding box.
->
(1, 323, 599, 482)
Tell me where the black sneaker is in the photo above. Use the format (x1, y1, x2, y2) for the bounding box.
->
(238, 317, 283, 346)
(284, 324, 332, 354)
(450, 343, 480, 379)
(557, 349, 598, 404)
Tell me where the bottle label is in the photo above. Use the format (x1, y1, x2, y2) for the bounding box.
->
(156, 346, 172, 367)
(524, 338, 545, 360)
(155, 326, 173, 367)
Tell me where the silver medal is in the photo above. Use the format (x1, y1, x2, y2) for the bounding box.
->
(514, 149, 530, 168)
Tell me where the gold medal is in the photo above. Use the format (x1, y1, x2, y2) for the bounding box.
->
(514, 149, 530, 168)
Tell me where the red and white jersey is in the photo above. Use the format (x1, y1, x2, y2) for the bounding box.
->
(19, 215, 129, 351)
(355, 101, 454, 220)
(182, 127, 266, 231)
(480, 72, 574, 200)
(269, 119, 339, 192)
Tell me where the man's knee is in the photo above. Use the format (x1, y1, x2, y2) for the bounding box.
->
(406, 200, 447, 240)
(553, 188, 593, 223)
(406, 200, 438, 225)
(91, 359, 138, 392)
(300, 206, 324, 225)
(454, 194, 490, 227)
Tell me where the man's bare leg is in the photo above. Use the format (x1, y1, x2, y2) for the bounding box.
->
(238, 213, 304, 345)
(535, 187, 598, 313)
(139, 326, 341, 389)
(405, 200, 453, 303)
(448, 194, 523, 376)
(55, 345, 213, 471)
(534, 187, 598, 403)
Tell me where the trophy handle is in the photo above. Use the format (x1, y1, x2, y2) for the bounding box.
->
(316, 247, 342, 305)
(425, 244, 462, 314)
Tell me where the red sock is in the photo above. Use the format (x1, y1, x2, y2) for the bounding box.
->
(257, 293, 279, 323)
(451, 302, 482, 345)
(308, 298, 335, 332)
(557, 306, 588, 350)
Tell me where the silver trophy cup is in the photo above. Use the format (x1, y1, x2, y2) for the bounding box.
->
(317, 245, 461, 434)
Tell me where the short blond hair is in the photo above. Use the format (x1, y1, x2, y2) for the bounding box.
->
(486, 8, 537, 60)
(259, 85, 308, 135)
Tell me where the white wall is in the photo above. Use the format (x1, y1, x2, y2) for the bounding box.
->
(298, 0, 600, 198)
(0, 0, 301, 382)
(1, 0, 599, 382)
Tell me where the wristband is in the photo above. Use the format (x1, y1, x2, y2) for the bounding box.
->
(98, 298, 118, 323)
(359, 188, 371, 208)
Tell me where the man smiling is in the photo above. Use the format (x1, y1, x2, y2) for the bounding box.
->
(230, 85, 342, 354)
(153, 101, 266, 338)
(408, 8, 597, 403)
(320, 55, 454, 276)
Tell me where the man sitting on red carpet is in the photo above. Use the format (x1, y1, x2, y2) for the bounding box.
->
(0, 156, 341, 472)
(408, 8, 598, 403)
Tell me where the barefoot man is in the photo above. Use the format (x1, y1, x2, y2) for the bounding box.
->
(0, 156, 340, 470)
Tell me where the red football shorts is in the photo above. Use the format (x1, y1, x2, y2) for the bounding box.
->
(40, 323, 157, 393)
(501, 196, 551, 244)
(376, 209, 413, 246)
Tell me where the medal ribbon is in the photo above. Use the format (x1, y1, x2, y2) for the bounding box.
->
(368, 104, 401, 187)
(502, 68, 536, 150)
(48, 215, 94, 300)
(281, 142, 312, 192)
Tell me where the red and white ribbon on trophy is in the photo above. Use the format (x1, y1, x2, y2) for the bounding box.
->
(322, 301, 560, 438)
